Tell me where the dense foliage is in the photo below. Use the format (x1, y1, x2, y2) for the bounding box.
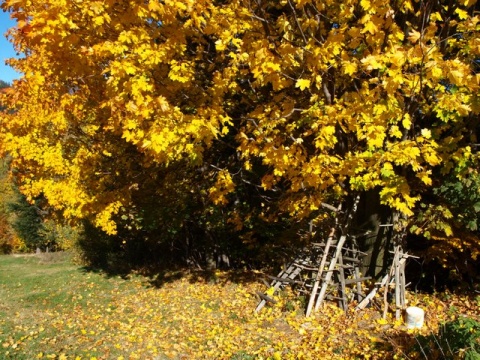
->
(0, 155, 80, 253)
(0, 0, 479, 269)
(7, 194, 43, 250)
(0, 158, 19, 253)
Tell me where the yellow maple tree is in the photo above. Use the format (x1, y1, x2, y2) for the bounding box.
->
(0, 0, 478, 257)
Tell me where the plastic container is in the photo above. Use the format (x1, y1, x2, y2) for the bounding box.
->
(405, 306, 425, 329)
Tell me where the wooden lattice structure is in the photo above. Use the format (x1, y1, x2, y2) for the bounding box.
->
(255, 197, 415, 318)
(356, 246, 418, 320)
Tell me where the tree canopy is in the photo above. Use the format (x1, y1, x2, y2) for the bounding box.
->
(0, 0, 479, 260)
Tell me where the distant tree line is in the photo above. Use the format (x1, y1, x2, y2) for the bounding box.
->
(0, 80, 10, 89)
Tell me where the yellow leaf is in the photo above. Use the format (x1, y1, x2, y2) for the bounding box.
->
(93, 16, 105, 26)
(362, 20, 378, 35)
(455, 8, 468, 20)
(215, 39, 226, 51)
(273, 351, 282, 360)
(389, 125, 403, 138)
(430, 66, 442, 79)
(421, 129, 431, 139)
(360, 0, 371, 11)
(402, 0, 414, 12)
(393, 29, 405, 41)
(263, 61, 281, 72)
(444, 224, 453, 236)
(402, 114, 412, 129)
(416, 171, 432, 185)
(408, 29, 421, 43)
(449, 69, 464, 84)
(361, 55, 382, 70)
(343, 61, 357, 76)
(148, 1, 161, 12)
(295, 78, 311, 91)
(430, 12, 443, 21)
(156, 96, 170, 112)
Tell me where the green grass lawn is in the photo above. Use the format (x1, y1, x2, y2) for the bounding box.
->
(1, 252, 311, 360)
(0, 253, 137, 359)
(0, 252, 372, 360)
(1, 253, 477, 360)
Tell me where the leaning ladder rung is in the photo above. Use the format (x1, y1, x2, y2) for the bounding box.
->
(351, 290, 366, 297)
(255, 263, 303, 312)
(345, 249, 368, 256)
(312, 268, 339, 274)
(338, 264, 355, 269)
(343, 276, 371, 285)
(326, 295, 347, 301)
(266, 276, 304, 285)
(293, 263, 318, 271)
(256, 292, 277, 304)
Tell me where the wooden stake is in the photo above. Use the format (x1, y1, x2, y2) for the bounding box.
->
(356, 273, 389, 310)
(305, 228, 335, 317)
(337, 252, 347, 311)
(314, 234, 347, 312)
(354, 266, 363, 302)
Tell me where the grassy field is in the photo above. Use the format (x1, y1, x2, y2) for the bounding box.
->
(0, 253, 478, 359)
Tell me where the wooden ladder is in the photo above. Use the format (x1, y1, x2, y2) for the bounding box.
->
(305, 235, 348, 316)
(255, 253, 309, 312)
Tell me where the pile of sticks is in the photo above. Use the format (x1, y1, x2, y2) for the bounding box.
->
(255, 197, 414, 318)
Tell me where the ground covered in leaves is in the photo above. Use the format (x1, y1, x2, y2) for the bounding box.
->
(0, 253, 479, 359)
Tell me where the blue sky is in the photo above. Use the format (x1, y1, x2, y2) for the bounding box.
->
(0, 10, 22, 84)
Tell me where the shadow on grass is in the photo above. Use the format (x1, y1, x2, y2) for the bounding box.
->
(75, 228, 272, 288)
(141, 266, 264, 288)
(79, 263, 265, 291)
(77, 252, 266, 289)
(184, 268, 261, 286)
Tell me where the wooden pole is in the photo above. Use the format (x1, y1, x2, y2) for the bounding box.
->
(314, 235, 347, 312)
(394, 246, 401, 320)
(354, 266, 363, 303)
(398, 252, 407, 319)
(305, 228, 335, 317)
(355, 273, 389, 310)
(337, 252, 347, 311)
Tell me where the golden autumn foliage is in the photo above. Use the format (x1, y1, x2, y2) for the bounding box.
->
(0, 158, 25, 253)
(0, 0, 479, 238)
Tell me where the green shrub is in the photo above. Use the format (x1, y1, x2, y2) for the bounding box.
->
(415, 317, 480, 359)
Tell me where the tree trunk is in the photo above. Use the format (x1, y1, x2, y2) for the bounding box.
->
(353, 190, 396, 279)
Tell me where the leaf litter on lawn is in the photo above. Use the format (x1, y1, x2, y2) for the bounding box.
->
(1, 254, 479, 359)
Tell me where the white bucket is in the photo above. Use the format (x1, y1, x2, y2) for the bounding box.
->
(405, 306, 425, 329)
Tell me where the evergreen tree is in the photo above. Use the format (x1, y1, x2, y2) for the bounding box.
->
(0, 80, 10, 89)
(8, 195, 45, 251)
